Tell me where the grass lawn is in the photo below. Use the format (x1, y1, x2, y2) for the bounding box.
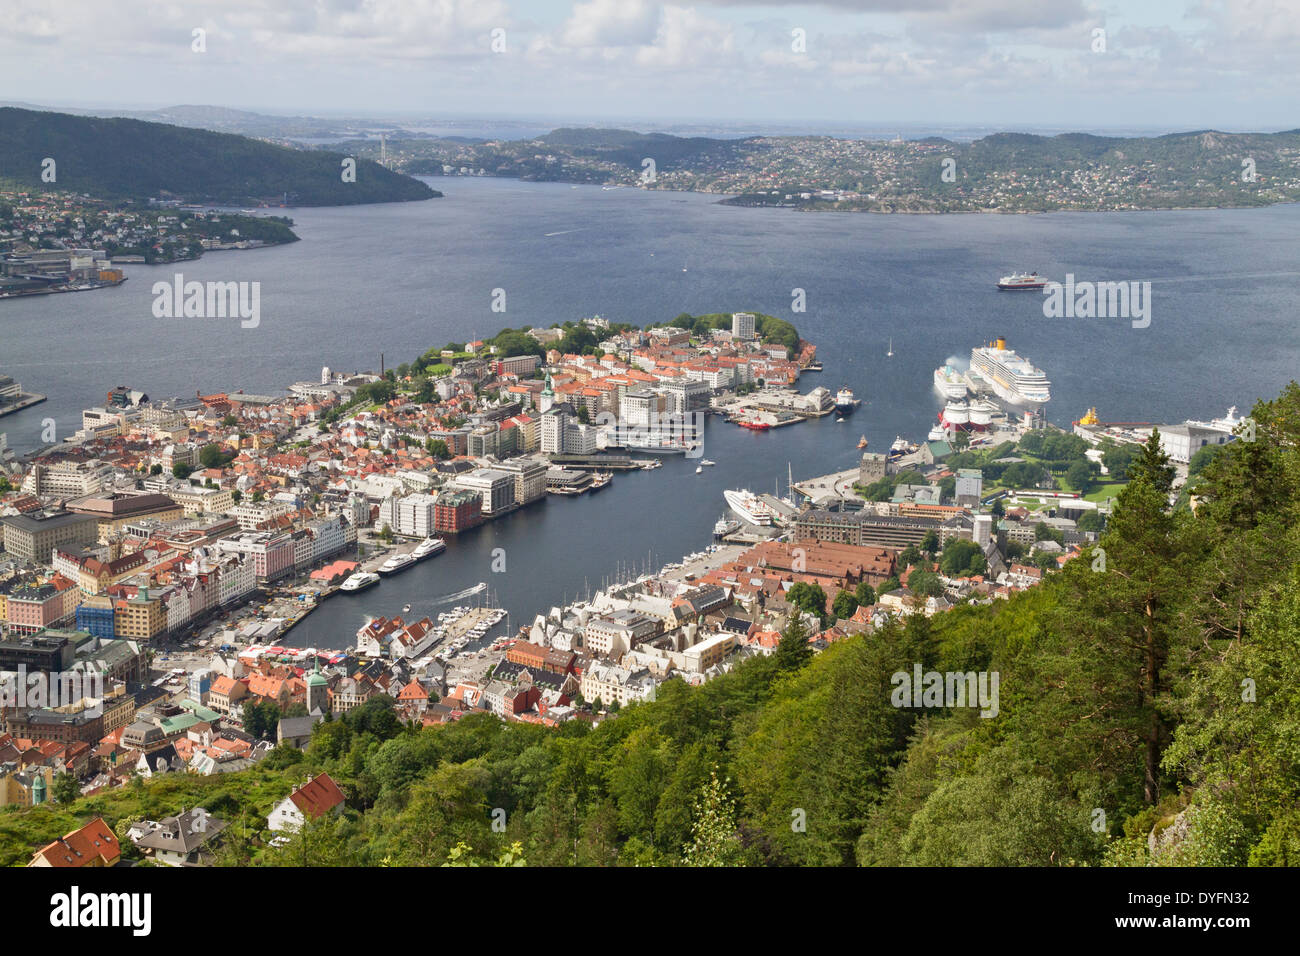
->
(1084, 481, 1127, 503)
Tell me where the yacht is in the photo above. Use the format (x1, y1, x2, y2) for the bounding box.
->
(340, 571, 380, 593)
(411, 537, 446, 561)
(378, 552, 416, 577)
(700, 459, 716, 466)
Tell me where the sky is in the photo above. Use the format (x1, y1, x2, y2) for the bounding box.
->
(3, 0, 1298, 133)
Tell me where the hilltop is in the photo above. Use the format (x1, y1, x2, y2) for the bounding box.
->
(0, 107, 440, 207)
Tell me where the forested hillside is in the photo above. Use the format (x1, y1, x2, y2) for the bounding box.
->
(0, 107, 439, 206)
(5, 385, 1298, 867)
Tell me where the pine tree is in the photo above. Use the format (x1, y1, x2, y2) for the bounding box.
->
(775, 613, 812, 671)
(1129, 428, 1175, 496)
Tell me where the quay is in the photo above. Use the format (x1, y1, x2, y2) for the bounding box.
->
(0, 392, 46, 419)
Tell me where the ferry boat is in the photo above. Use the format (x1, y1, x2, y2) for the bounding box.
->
(933, 364, 969, 400)
(970, 337, 1051, 408)
(378, 553, 416, 577)
(713, 516, 741, 538)
(340, 571, 380, 593)
(997, 272, 1049, 291)
(737, 419, 772, 431)
(411, 537, 446, 562)
(589, 471, 612, 490)
(723, 489, 775, 526)
(834, 387, 861, 415)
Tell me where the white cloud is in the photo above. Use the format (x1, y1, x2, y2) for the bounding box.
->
(561, 0, 662, 47)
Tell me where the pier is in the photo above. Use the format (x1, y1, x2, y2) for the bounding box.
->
(0, 392, 46, 419)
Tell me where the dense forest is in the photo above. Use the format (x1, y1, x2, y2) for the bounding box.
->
(5, 384, 1298, 867)
(0, 108, 439, 206)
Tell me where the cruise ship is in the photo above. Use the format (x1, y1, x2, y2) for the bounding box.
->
(340, 571, 380, 593)
(410, 537, 446, 562)
(933, 364, 969, 400)
(378, 552, 416, 577)
(997, 272, 1049, 291)
(723, 489, 775, 526)
(970, 337, 1051, 409)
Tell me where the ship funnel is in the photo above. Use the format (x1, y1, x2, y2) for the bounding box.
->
(995, 337, 1006, 350)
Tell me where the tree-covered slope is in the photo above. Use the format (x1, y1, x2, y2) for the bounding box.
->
(0, 107, 439, 206)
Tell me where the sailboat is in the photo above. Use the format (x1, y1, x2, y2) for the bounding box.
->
(887, 337, 894, 358)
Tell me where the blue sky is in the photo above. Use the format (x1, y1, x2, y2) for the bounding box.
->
(3, 0, 1296, 132)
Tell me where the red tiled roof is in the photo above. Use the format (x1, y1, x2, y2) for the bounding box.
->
(288, 773, 346, 819)
(30, 817, 119, 868)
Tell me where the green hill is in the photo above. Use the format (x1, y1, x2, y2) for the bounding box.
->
(0, 107, 439, 206)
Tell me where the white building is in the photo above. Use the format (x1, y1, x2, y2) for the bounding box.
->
(731, 311, 756, 341)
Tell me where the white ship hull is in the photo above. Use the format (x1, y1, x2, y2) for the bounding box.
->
(340, 572, 380, 592)
(942, 401, 970, 426)
(411, 538, 446, 561)
(970, 339, 1051, 409)
(933, 366, 969, 400)
(378, 554, 416, 576)
(723, 489, 774, 526)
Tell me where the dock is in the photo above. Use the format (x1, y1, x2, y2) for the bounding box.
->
(0, 392, 46, 419)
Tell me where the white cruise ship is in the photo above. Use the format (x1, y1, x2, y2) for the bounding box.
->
(723, 489, 775, 526)
(933, 364, 969, 400)
(969, 337, 1051, 409)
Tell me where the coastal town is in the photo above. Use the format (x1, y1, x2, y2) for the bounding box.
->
(0, 188, 296, 298)
(0, 309, 1246, 865)
(379, 127, 1300, 214)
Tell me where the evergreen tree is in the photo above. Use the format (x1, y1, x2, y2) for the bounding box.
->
(1129, 428, 1175, 496)
(775, 613, 813, 671)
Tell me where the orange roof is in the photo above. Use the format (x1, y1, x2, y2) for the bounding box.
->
(30, 817, 119, 868)
(288, 773, 346, 819)
(397, 679, 428, 702)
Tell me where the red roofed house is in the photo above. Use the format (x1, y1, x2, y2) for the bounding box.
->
(267, 772, 347, 833)
(29, 817, 120, 867)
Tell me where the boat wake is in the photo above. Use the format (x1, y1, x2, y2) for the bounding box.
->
(429, 582, 489, 606)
